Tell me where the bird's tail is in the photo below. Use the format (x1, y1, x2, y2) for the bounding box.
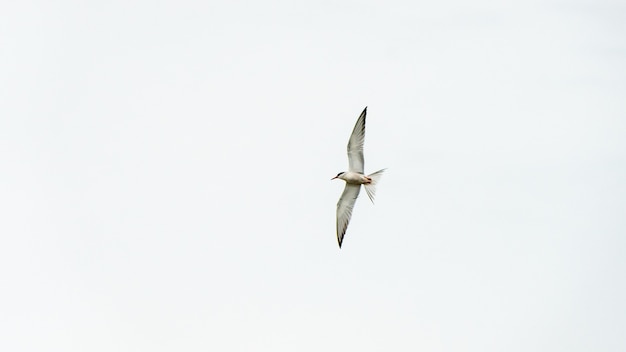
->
(363, 168, 386, 204)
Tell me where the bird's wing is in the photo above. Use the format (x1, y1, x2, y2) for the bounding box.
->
(347, 107, 366, 173)
(336, 184, 361, 248)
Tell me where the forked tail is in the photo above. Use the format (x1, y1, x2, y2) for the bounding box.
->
(363, 168, 386, 203)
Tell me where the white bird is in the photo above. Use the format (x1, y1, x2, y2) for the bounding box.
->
(331, 107, 386, 248)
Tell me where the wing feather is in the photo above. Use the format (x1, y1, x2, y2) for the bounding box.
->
(347, 107, 366, 173)
(336, 184, 361, 248)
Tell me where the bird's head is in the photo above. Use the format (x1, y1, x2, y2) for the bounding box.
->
(331, 172, 345, 180)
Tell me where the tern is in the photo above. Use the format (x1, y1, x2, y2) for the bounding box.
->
(331, 107, 386, 248)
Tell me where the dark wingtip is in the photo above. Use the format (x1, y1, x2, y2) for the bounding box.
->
(359, 107, 367, 120)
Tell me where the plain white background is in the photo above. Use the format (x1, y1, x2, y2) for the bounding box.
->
(1, 1, 625, 351)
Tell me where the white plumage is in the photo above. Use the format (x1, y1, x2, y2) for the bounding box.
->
(331, 107, 386, 248)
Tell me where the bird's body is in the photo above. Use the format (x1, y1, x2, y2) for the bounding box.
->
(335, 171, 372, 185)
(331, 107, 386, 248)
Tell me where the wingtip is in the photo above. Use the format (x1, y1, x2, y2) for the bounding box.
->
(359, 106, 367, 120)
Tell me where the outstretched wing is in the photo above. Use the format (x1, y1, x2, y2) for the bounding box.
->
(347, 107, 366, 173)
(336, 184, 361, 248)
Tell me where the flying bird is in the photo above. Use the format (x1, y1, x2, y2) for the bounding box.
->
(331, 107, 386, 248)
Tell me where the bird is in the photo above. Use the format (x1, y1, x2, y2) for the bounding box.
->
(331, 107, 386, 248)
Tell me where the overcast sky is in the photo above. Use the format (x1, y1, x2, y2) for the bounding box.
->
(1, 1, 625, 351)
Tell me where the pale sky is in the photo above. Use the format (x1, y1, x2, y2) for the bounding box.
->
(1, 1, 625, 351)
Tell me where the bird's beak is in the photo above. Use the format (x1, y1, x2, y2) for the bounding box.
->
(331, 176, 337, 180)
